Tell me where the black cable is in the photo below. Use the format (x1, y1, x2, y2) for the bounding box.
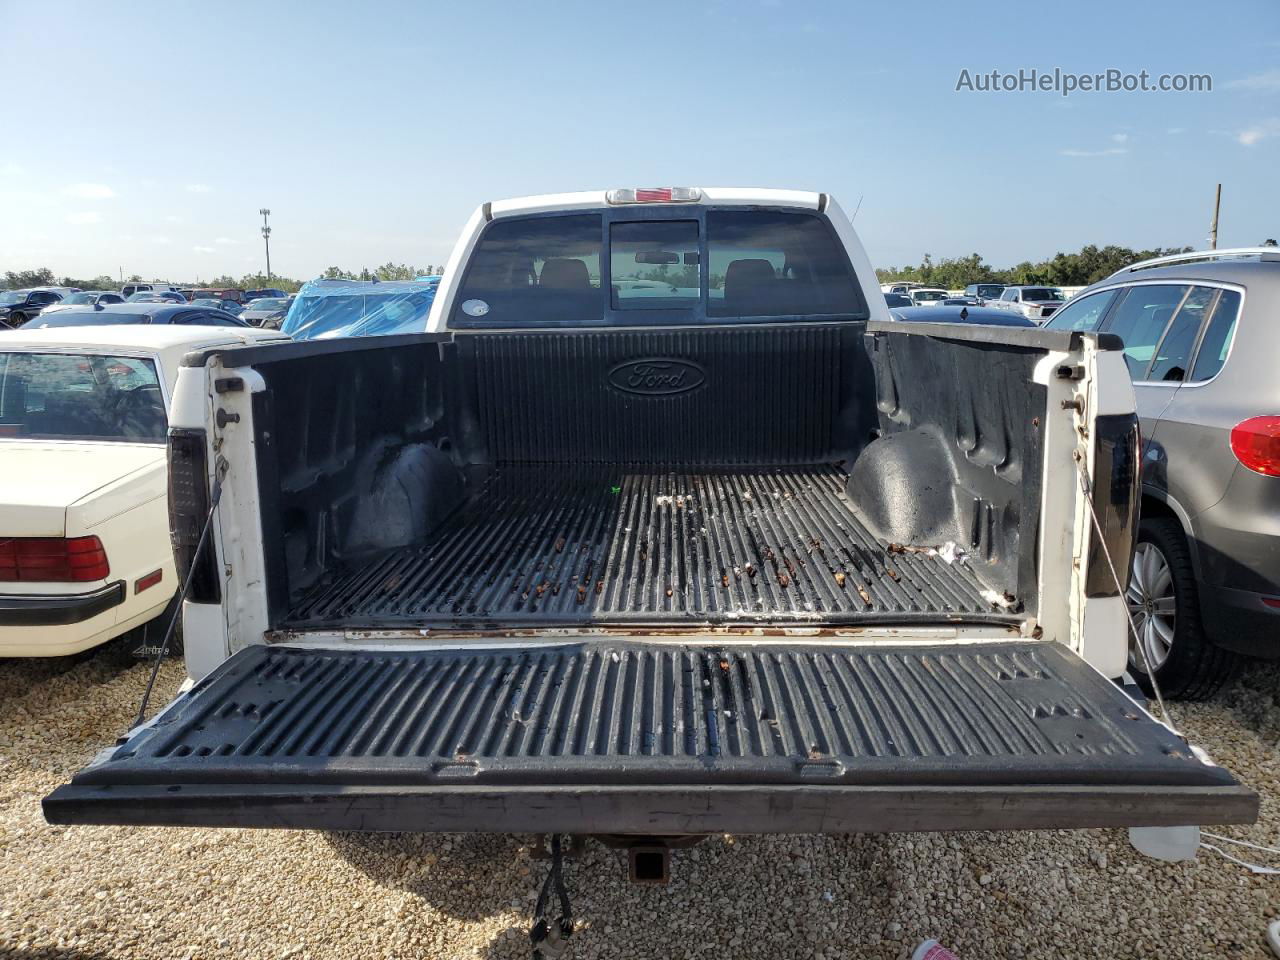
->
(530, 834, 574, 959)
(133, 465, 224, 728)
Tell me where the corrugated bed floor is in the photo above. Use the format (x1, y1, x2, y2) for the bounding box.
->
(286, 465, 1001, 627)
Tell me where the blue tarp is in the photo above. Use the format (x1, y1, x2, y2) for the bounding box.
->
(281, 278, 439, 340)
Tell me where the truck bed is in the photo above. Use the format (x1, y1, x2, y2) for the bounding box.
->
(285, 464, 1002, 629)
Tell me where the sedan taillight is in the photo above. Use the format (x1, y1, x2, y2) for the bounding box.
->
(0, 536, 110, 583)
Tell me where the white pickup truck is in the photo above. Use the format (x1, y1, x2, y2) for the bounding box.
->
(46, 188, 1254, 865)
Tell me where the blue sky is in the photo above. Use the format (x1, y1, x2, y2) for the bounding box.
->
(2, 0, 1277, 281)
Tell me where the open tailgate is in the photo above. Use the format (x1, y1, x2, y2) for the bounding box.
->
(44, 641, 1256, 834)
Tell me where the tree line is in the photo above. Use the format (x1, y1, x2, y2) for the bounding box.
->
(3, 261, 445, 293)
(320, 263, 444, 282)
(874, 243, 1194, 289)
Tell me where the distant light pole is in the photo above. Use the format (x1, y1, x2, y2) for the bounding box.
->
(259, 208, 272, 280)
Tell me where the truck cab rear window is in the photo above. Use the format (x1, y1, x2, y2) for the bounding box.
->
(452, 214, 603, 325)
(452, 209, 863, 326)
(610, 220, 700, 310)
(707, 211, 862, 318)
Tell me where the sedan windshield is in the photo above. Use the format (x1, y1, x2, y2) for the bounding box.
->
(0, 291, 27, 305)
(1022, 288, 1063, 301)
(0, 352, 166, 442)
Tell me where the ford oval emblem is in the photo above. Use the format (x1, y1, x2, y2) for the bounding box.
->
(607, 358, 706, 396)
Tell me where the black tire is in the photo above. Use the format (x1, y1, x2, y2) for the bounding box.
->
(1128, 516, 1240, 701)
(9, 312, 26, 326)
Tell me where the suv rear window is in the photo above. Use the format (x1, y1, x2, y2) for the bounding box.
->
(1189, 289, 1241, 382)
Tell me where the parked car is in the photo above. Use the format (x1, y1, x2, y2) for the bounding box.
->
(46, 187, 1254, 877)
(191, 287, 246, 304)
(879, 281, 924, 295)
(282, 278, 437, 339)
(190, 297, 238, 312)
(126, 291, 187, 304)
(882, 292, 913, 308)
(908, 287, 949, 305)
(940, 296, 981, 306)
(120, 282, 180, 299)
(0, 325, 289, 657)
(1045, 247, 1280, 698)
(994, 285, 1065, 322)
(0, 288, 80, 326)
(964, 283, 1006, 304)
(20, 303, 251, 329)
(41, 291, 126, 313)
(239, 296, 291, 327)
(889, 305, 1037, 326)
(245, 288, 289, 302)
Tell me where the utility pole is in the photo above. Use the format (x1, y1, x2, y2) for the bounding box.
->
(260, 208, 272, 280)
(1208, 184, 1221, 250)
(118, 266, 123, 284)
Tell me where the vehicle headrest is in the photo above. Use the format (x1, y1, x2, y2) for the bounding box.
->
(1148, 305, 1176, 332)
(724, 258, 777, 302)
(539, 258, 591, 290)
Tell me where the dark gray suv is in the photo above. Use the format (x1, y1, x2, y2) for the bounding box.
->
(1047, 248, 1279, 698)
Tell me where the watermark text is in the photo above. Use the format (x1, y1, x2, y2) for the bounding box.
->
(956, 68, 1212, 97)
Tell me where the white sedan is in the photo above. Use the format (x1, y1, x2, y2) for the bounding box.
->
(0, 325, 287, 657)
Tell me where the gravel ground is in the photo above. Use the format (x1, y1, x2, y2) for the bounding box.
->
(1, 642, 1278, 960)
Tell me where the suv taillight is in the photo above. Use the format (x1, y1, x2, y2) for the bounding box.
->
(1230, 416, 1280, 477)
(168, 428, 221, 602)
(0, 536, 110, 583)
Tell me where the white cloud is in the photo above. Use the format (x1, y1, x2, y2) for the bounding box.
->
(0, 161, 22, 176)
(65, 211, 103, 225)
(62, 183, 116, 199)
(149, 236, 173, 245)
(1237, 118, 1280, 145)
(1167, 127, 1186, 135)
(193, 245, 216, 254)
(164, 215, 182, 223)
(185, 183, 212, 193)
(1227, 69, 1280, 91)
(1110, 133, 1129, 143)
(214, 236, 237, 245)
(1059, 147, 1129, 157)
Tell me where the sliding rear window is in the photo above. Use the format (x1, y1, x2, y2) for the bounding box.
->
(451, 208, 864, 326)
